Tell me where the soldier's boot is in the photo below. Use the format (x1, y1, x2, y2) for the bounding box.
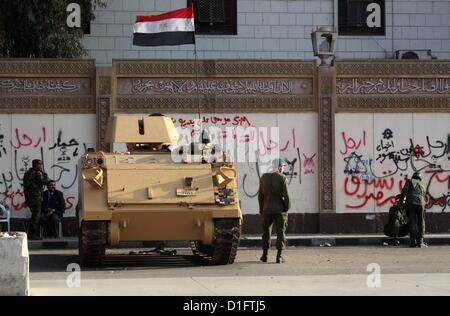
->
(260, 249, 268, 263)
(276, 250, 285, 264)
(393, 238, 400, 246)
(417, 238, 428, 248)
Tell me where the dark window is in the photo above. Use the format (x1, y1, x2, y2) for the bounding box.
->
(338, 0, 385, 36)
(187, 0, 237, 35)
(77, 1, 91, 34)
(83, 19, 91, 35)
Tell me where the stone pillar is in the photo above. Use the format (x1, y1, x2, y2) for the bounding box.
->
(317, 66, 337, 233)
(0, 232, 29, 296)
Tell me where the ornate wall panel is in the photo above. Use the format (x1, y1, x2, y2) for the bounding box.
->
(0, 59, 96, 114)
(318, 67, 336, 212)
(111, 60, 318, 114)
(336, 60, 450, 112)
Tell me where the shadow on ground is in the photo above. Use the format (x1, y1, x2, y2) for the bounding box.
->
(30, 252, 206, 273)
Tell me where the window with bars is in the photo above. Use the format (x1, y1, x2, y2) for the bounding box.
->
(187, 0, 237, 35)
(338, 0, 385, 36)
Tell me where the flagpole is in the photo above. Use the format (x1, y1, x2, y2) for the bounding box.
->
(192, 7, 202, 123)
(193, 41, 201, 122)
(191, 4, 203, 146)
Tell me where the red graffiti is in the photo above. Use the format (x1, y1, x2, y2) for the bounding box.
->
(10, 127, 47, 149)
(176, 116, 252, 129)
(344, 176, 404, 209)
(303, 153, 316, 175)
(240, 130, 256, 143)
(258, 130, 279, 155)
(233, 116, 251, 126)
(178, 118, 195, 129)
(345, 171, 450, 211)
(340, 131, 367, 155)
(3, 189, 27, 211)
(3, 189, 76, 212)
(303, 153, 316, 167)
(425, 171, 450, 211)
(412, 144, 425, 159)
(65, 196, 75, 210)
(280, 129, 296, 152)
(214, 128, 298, 155)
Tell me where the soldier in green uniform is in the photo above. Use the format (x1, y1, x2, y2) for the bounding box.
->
(23, 159, 49, 240)
(396, 171, 427, 248)
(258, 158, 291, 263)
(384, 203, 408, 246)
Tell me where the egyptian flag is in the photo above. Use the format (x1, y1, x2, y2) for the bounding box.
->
(133, 6, 195, 46)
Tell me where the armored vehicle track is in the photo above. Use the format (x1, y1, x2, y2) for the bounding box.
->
(191, 219, 241, 265)
(79, 221, 108, 267)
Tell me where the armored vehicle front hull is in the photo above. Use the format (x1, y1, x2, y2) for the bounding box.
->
(78, 152, 242, 266)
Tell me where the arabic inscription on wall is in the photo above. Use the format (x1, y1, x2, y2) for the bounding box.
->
(118, 79, 312, 95)
(337, 78, 450, 94)
(0, 78, 91, 95)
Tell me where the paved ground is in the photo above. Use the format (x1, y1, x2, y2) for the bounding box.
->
(29, 246, 450, 296)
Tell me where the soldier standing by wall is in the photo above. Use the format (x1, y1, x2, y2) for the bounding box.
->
(258, 158, 291, 263)
(396, 171, 427, 248)
(23, 159, 49, 240)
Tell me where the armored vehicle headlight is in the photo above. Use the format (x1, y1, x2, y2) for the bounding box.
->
(86, 158, 93, 167)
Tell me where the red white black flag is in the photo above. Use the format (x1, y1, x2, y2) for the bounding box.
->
(133, 6, 195, 47)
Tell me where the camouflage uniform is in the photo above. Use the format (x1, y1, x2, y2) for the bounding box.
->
(258, 171, 291, 252)
(384, 204, 409, 242)
(397, 178, 426, 247)
(23, 166, 49, 237)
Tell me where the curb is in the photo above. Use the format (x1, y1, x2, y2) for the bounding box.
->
(28, 234, 450, 249)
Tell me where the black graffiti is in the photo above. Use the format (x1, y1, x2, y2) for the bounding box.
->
(49, 130, 84, 163)
(297, 147, 302, 184)
(382, 128, 393, 140)
(284, 158, 298, 184)
(0, 171, 13, 194)
(447, 134, 450, 155)
(241, 148, 303, 198)
(242, 160, 261, 198)
(371, 132, 450, 179)
(283, 148, 302, 185)
(13, 148, 44, 181)
(409, 137, 448, 160)
(51, 164, 78, 190)
(49, 130, 80, 150)
(344, 152, 370, 176)
(376, 139, 395, 153)
(376, 150, 409, 167)
(0, 135, 7, 157)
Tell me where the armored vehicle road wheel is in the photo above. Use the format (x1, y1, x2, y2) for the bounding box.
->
(191, 219, 241, 265)
(79, 221, 108, 267)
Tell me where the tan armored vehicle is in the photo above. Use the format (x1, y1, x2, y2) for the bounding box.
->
(77, 115, 242, 266)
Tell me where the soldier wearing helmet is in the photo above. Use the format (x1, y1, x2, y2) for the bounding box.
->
(258, 158, 291, 263)
(23, 159, 49, 240)
(396, 171, 427, 248)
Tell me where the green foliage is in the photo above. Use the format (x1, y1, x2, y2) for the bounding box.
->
(0, 0, 106, 58)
